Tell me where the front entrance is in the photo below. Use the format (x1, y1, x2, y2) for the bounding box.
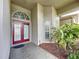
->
(12, 12, 30, 44)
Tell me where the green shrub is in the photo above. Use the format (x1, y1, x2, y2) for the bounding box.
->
(53, 23, 79, 50)
(68, 50, 79, 59)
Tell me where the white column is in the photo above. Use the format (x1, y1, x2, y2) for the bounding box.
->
(0, 0, 10, 59)
(37, 3, 44, 45)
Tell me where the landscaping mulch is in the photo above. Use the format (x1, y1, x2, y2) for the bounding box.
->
(39, 43, 67, 59)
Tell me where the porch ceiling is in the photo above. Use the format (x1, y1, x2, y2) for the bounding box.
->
(11, 0, 76, 10)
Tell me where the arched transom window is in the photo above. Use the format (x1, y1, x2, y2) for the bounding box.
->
(13, 12, 30, 20)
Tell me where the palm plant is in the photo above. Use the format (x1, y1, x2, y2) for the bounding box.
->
(53, 23, 79, 51)
(52, 23, 79, 59)
(68, 50, 79, 59)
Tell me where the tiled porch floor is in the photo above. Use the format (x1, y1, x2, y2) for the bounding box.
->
(9, 43, 58, 59)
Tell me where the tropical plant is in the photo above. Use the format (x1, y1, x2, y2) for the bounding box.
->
(53, 23, 79, 51)
(68, 50, 79, 59)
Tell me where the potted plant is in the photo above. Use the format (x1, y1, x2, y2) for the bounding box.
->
(52, 23, 79, 59)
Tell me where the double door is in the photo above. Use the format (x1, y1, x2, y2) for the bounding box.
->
(13, 21, 30, 44)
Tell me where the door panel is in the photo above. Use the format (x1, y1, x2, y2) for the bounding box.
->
(24, 25, 29, 39)
(14, 24, 21, 41)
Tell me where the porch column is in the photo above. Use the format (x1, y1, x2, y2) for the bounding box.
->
(0, 0, 10, 59)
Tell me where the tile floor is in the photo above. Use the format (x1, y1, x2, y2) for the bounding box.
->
(9, 43, 58, 59)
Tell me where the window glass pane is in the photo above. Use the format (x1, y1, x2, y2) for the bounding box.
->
(20, 13, 25, 19)
(45, 32, 49, 39)
(24, 25, 29, 39)
(13, 12, 29, 20)
(14, 24, 21, 41)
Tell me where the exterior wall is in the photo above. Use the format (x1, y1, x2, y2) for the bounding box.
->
(37, 3, 45, 45)
(60, 14, 79, 26)
(31, 4, 38, 45)
(60, 19, 72, 26)
(44, 7, 52, 22)
(0, 0, 10, 59)
(52, 7, 59, 28)
(31, 3, 44, 45)
(44, 6, 59, 28)
(11, 4, 31, 16)
(11, 3, 31, 46)
(72, 14, 79, 24)
(44, 7, 53, 41)
(31, 3, 59, 45)
(11, 3, 59, 45)
(44, 6, 59, 43)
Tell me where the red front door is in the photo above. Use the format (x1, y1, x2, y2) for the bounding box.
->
(13, 21, 30, 44)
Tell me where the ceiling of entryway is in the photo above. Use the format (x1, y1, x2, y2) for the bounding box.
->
(11, 0, 77, 10)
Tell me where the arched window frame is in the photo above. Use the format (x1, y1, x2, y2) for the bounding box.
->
(12, 11, 30, 23)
